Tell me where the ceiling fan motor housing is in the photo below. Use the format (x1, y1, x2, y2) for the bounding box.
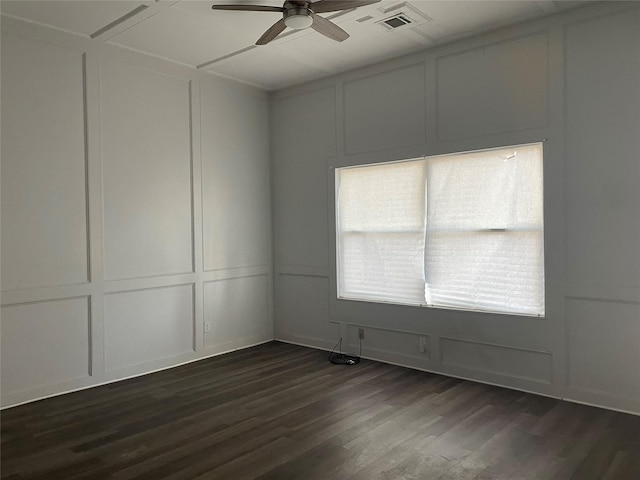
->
(284, 1, 313, 29)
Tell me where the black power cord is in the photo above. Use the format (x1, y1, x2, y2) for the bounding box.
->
(328, 338, 361, 365)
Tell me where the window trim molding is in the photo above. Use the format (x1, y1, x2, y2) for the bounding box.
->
(330, 141, 546, 320)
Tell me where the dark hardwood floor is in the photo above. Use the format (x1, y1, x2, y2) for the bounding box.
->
(2, 341, 639, 480)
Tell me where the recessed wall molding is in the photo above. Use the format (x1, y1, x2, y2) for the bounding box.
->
(200, 77, 270, 272)
(1, 297, 91, 395)
(436, 31, 550, 142)
(2, 1, 638, 416)
(565, 286, 640, 305)
(272, 1, 639, 415)
(343, 62, 427, 155)
(439, 337, 553, 385)
(1, 33, 89, 292)
(1, 17, 271, 407)
(0, 294, 92, 309)
(102, 273, 198, 294)
(272, 87, 336, 269)
(565, 298, 640, 401)
(1, 285, 94, 306)
(202, 265, 270, 281)
(104, 284, 196, 371)
(203, 275, 271, 350)
(100, 59, 194, 282)
(276, 265, 330, 278)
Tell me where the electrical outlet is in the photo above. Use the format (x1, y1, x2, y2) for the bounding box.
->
(204, 322, 211, 333)
(358, 328, 365, 340)
(418, 336, 427, 353)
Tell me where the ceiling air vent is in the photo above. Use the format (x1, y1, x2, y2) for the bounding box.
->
(367, 3, 432, 34)
(379, 13, 414, 30)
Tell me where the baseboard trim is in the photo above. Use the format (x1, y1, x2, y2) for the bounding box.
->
(5, 338, 637, 417)
(274, 334, 338, 352)
(276, 339, 639, 416)
(1, 339, 274, 410)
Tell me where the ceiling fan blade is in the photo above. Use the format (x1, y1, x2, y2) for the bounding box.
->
(212, 4, 284, 12)
(311, 0, 380, 14)
(256, 18, 287, 45)
(310, 12, 349, 42)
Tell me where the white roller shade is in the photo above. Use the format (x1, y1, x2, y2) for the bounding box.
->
(335, 143, 544, 316)
(425, 144, 544, 315)
(337, 160, 426, 304)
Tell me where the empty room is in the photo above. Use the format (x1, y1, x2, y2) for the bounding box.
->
(1, 0, 639, 478)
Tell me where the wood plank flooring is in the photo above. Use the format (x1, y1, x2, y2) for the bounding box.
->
(2, 341, 639, 480)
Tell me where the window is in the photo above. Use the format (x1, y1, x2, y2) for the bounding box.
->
(335, 143, 544, 316)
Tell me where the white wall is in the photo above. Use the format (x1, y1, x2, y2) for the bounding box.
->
(271, 2, 640, 414)
(0, 16, 272, 407)
(2, 2, 638, 415)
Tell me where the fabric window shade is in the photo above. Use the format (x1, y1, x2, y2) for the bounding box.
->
(337, 160, 426, 304)
(425, 144, 544, 315)
(336, 143, 544, 316)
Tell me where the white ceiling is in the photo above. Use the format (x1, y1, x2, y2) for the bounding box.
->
(0, 0, 587, 90)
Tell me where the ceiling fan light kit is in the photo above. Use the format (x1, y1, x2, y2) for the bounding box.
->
(212, 0, 381, 45)
(284, 6, 314, 29)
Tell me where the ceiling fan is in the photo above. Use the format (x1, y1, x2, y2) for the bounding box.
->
(211, 0, 381, 45)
